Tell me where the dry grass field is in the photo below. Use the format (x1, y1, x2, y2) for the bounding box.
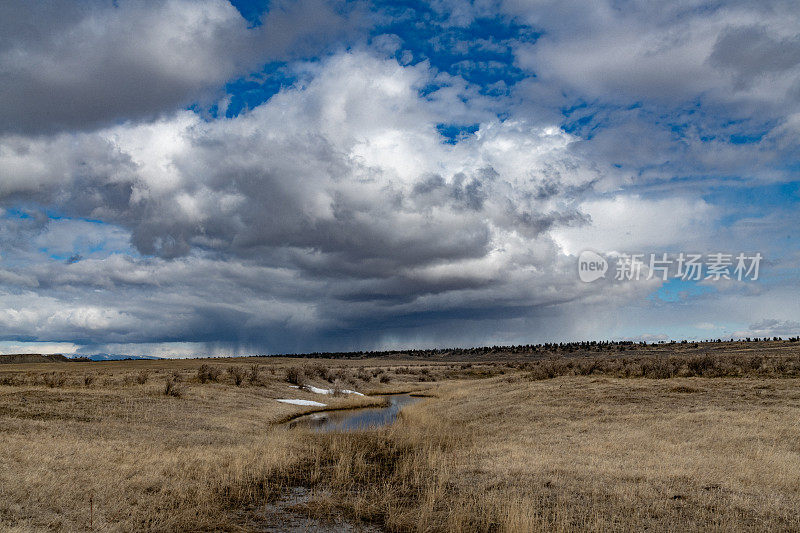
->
(1, 341, 799, 532)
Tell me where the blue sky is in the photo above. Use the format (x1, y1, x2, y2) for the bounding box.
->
(0, 0, 799, 356)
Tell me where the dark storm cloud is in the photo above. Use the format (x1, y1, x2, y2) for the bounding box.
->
(0, 0, 359, 135)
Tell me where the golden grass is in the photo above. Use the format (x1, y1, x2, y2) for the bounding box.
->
(0, 349, 799, 531)
(274, 375, 800, 532)
(0, 360, 407, 531)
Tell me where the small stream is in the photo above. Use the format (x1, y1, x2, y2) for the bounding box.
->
(259, 394, 422, 530)
(287, 394, 420, 432)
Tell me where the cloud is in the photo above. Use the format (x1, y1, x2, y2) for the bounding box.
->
(0, 0, 359, 135)
(740, 319, 800, 338)
(0, 50, 659, 352)
(0, 341, 80, 355)
(499, 0, 800, 195)
(709, 25, 800, 88)
(2, 52, 596, 268)
(551, 195, 716, 255)
(1, 2, 799, 355)
(506, 0, 800, 111)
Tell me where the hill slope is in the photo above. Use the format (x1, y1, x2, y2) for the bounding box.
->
(0, 353, 70, 364)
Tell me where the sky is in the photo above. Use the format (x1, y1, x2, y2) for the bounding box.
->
(0, 0, 799, 357)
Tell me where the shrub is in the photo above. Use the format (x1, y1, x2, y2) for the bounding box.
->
(773, 358, 789, 374)
(227, 366, 245, 386)
(527, 360, 560, 381)
(308, 363, 330, 381)
(641, 358, 675, 379)
(83, 374, 95, 387)
(248, 364, 260, 385)
(379, 374, 391, 384)
(576, 359, 598, 376)
(135, 370, 150, 385)
(747, 356, 763, 371)
(334, 368, 350, 383)
(622, 359, 643, 378)
(44, 372, 67, 388)
(163, 378, 183, 397)
(285, 366, 304, 385)
(686, 355, 716, 377)
(0, 373, 18, 386)
(197, 364, 221, 383)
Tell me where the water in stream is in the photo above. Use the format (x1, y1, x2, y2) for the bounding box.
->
(287, 394, 420, 432)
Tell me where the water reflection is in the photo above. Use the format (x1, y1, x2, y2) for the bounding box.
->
(288, 394, 421, 432)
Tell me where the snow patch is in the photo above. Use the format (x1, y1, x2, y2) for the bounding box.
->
(290, 385, 364, 396)
(276, 399, 327, 407)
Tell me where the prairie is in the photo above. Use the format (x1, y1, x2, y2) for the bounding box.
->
(0, 342, 798, 532)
